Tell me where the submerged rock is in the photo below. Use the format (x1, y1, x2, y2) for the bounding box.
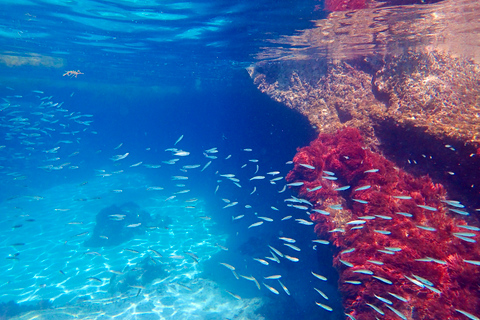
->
(84, 202, 153, 247)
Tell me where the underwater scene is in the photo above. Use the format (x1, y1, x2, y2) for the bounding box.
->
(0, 0, 479, 319)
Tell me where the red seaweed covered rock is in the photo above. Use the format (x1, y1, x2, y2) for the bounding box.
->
(286, 128, 480, 319)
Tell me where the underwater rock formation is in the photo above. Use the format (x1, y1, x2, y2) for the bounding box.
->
(249, 50, 480, 148)
(108, 256, 167, 295)
(249, 49, 480, 208)
(286, 128, 480, 320)
(84, 202, 153, 247)
(0, 299, 52, 320)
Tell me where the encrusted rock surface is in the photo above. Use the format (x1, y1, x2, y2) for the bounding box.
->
(249, 49, 480, 148)
(248, 49, 480, 207)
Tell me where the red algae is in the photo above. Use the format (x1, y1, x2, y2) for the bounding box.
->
(286, 128, 480, 320)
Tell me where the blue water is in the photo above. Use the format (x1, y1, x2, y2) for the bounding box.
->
(0, 1, 346, 319)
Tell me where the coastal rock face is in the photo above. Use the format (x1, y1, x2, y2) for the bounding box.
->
(249, 50, 480, 208)
(373, 51, 480, 145)
(249, 50, 480, 148)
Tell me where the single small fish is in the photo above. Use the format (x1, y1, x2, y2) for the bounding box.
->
(232, 215, 245, 221)
(314, 287, 329, 300)
(340, 248, 355, 254)
(374, 230, 391, 235)
(416, 225, 437, 232)
(454, 235, 476, 243)
(358, 216, 376, 220)
(248, 221, 264, 229)
(268, 245, 284, 257)
(396, 212, 413, 217)
(464, 260, 480, 266)
(267, 171, 280, 175)
(299, 164, 315, 170)
(172, 176, 188, 180)
(127, 223, 141, 228)
(405, 276, 424, 288)
(281, 215, 292, 220)
(253, 258, 269, 265)
(147, 186, 164, 191)
(347, 220, 366, 225)
(174, 135, 183, 145)
(130, 161, 143, 167)
(388, 292, 408, 302)
(351, 226, 364, 230)
(373, 276, 393, 285)
(366, 303, 384, 316)
(295, 219, 314, 225)
(312, 209, 330, 216)
(219, 262, 235, 270)
(315, 302, 333, 312)
(183, 164, 200, 169)
(364, 169, 379, 173)
(339, 259, 354, 267)
(417, 204, 437, 211)
(174, 151, 190, 156)
(124, 248, 140, 254)
(386, 305, 407, 320)
(184, 251, 199, 263)
(457, 225, 480, 231)
(240, 275, 260, 290)
(375, 215, 392, 220)
(225, 290, 241, 300)
(215, 243, 228, 251)
(307, 185, 323, 192)
(374, 294, 393, 305)
(284, 243, 301, 251)
(291, 205, 309, 210)
(344, 280, 362, 285)
(329, 204, 343, 210)
(352, 199, 369, 204)
(312, 240, 329, 245)
(392, 195, 412, 200)
(278, 280, 290, 295)
(322, 176, 338, 181)
(264, 275, 282, 280)
(311, 271, 327, 281)
(263, 282, 280, 294)
(111, 152, 129, 161)
(285, 255, 299, 262)
(334, 185, 351, 191)
(368, 260, 384, 265)
(354, 185, 371, 191)
(353, 269, 374, 275)
(250, 175, 265, 180)
(322, 170, 335, 176)
(258, 216, 273, 222)
(279, 237, 296, 243)
(455, 309, 480, 320)
(223, 202, 238, 209)
(452, 232, 476, 238)
(449, 208, 470, 216)
(148, 249, 163, 257)
(287, 182, 304, 187)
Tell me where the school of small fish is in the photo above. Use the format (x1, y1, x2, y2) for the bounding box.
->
(1, 89, 479, 320)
